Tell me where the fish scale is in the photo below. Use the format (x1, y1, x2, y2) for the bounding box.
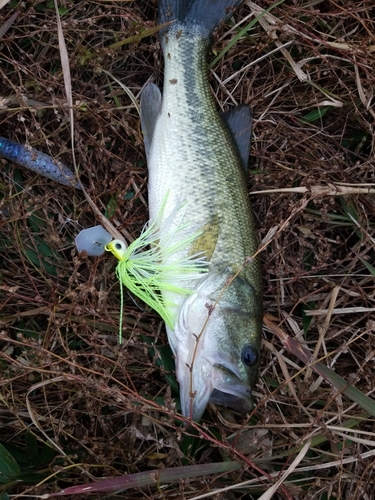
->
(150, 24, 260, 278)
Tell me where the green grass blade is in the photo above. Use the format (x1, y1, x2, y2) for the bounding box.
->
(316, 362, 375, 416)
(360, 257, 375, 275)
(271, 414, 369, 459)
(265, 316, 375, 416)
(49, 462, 241, 496)
(210, 0, 287, 68)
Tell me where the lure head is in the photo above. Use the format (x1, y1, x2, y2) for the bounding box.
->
(170, 269, 262, 423)
(105, 239, 127, 261)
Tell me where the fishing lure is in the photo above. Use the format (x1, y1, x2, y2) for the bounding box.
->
(105, 195, 208, 342)
(75, 225, 112, 256)
(0, 136, 81, 188)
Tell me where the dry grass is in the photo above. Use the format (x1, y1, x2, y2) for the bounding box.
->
(1, 0, 375, 498)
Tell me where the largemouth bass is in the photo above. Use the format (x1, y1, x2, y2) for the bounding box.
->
(141, 0, 263, 422)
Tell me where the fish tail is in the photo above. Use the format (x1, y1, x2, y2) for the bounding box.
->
(159, 0, 243, 38)
(0, 136, 81, 189)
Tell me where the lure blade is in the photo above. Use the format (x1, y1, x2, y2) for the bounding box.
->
(75, 226, 112, 256)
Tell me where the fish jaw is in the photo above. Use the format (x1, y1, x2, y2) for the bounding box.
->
(169, 270, 262, 422)
(177, 351, 255, 423)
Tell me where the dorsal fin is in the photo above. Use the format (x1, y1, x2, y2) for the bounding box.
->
(221, 105, 252, 172)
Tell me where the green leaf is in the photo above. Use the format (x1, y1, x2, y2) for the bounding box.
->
(155, 345, 178, 390)
(341, 130, 370, 151)
(0, 238, 11, 251)
(124, 190, 135, 200)
(0, 443, 21, 483)
(39, 443, 56, 466)
(339, 197, 359, 223)
(144, 337, 179, 394)
(24, 248, 57, 276)
(301, 301, 315, 334)
(180, 433, 204, 462)
(300, 106, 332, 123)
(35, 1, 68, 14)
(26, 432, 40, 466)
(11, 168, 24, 193)
(22, 234, 59, 275)
(34, 236, 56, 258)
(104, 194, 118, 219)
(339, 197, 363, 240)
(0, 443, 31, 466)
(27, 211, 47, 232)
(360, 257, 375, 276)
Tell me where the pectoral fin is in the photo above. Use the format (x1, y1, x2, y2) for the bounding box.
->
(140, 83, 162, 158)
(190, 216, 219, 262)
(221, 105, 252, 173)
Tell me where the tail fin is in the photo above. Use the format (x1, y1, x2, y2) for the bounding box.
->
(159, 0, 244, 35)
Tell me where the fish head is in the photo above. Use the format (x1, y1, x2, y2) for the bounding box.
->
(172, 269, 262, 422)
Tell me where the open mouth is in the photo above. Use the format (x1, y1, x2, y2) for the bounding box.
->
(208, 363, 254, 412)
(209, 388, 253, 412)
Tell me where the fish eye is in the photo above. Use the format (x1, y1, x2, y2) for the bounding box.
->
(241, 345, 259, 367)
(114, 242, 123, 250)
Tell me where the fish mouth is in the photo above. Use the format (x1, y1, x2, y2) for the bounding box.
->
(179, 360, 254, 422)
(209, 363, 254, 411)
(172, 270, 260, 423)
